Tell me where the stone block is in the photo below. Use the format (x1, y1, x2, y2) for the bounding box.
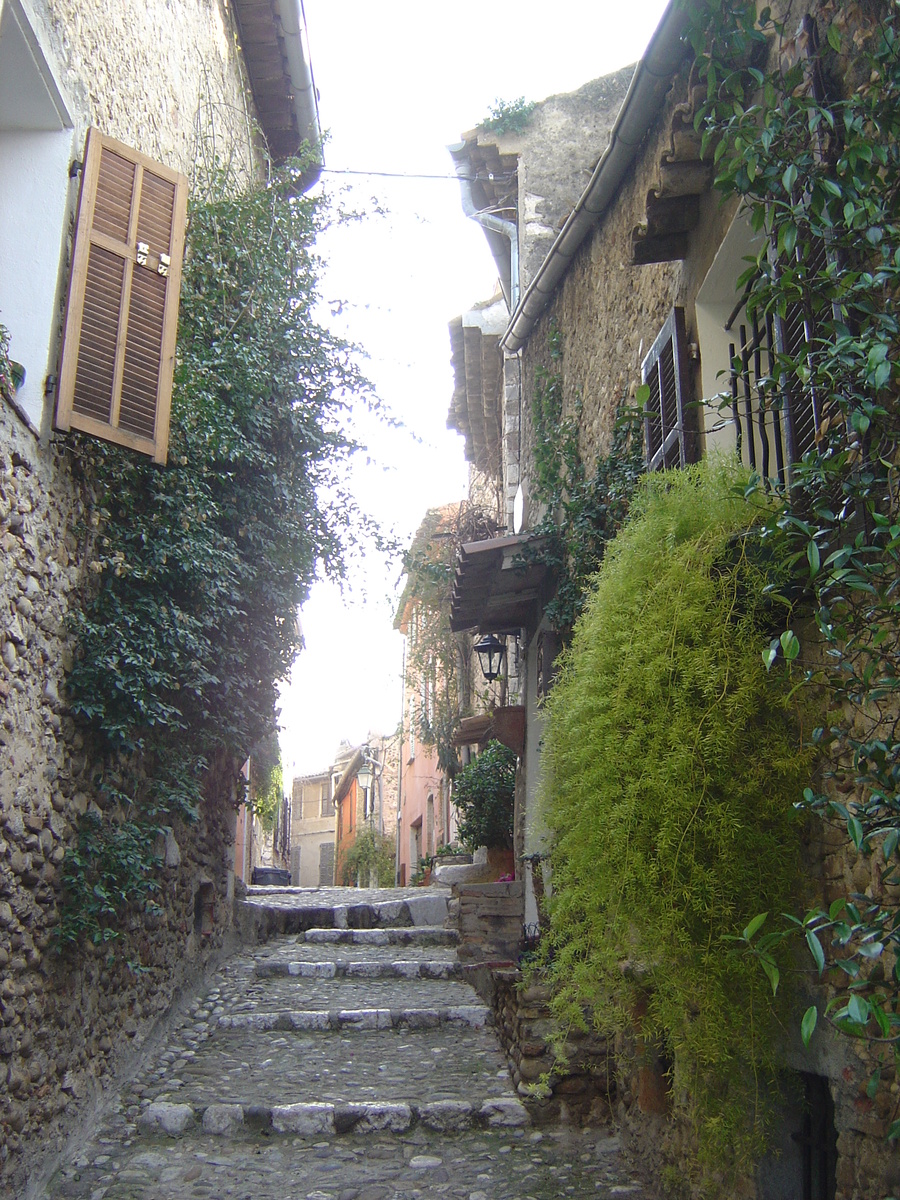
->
(271, 1102, 335, 1135)
(480, 1097, 529, 1127)
(139, 1102, 195, 1136)
(337, 1008, 392, 1030)
(347, 1102, 412, 1133)
(202, 1104, 243, 1135)
(405, 893, 449, 927)
(285, 1011, 330, 1031)
(417, 1100, 474, 1132)
(446, 1005, 491, 1028)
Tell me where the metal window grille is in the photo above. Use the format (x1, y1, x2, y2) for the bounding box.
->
(642, 307, 697, 471)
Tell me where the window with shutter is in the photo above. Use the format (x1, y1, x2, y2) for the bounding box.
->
(642, 306, 697, 471)
(55, 128, 188, 465)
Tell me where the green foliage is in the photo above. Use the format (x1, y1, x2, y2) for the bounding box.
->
(541, 460, 814, 1168)
(398, 503, 498, 775)
(479, 97, 536, 136)
(249, 733, 283, 833)
(685, 0, 900, 1061)
(59, 152, 378, 945)
(522, 322, 644, 632)
(340, 826, 395, 887)
(453, 740, 516, 851)
(59, 810, 164, 945)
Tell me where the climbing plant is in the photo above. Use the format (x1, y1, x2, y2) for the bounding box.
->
(682, 0, 900, 1090)
(59, 150, 382, 945)
(340, 826, 395, 888)
(397, 502, 498, 775)
(540, 460, 814, 1170)
(520, 321, 644, 632)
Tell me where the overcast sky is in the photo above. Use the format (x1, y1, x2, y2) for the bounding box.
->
(278, 0, 671, 779)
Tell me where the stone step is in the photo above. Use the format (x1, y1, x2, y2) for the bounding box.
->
(254, 958, 465, 980)
(217, 1005, 491, 1031)
(51, 1124, 647, 1200)
(236, 888, 451, 940)
(302, 925, 457, 945)
(221, 967, 478, 1015)
(130, 1023, 513, 1113)
(138, 1095, 529, 1138)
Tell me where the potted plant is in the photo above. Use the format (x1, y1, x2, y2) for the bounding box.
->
(453, 740, 516, 878)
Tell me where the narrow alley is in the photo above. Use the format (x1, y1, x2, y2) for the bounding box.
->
(42, 886, 649, 1200)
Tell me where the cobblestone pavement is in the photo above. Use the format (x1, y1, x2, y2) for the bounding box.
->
(42, 887, 653, 1200)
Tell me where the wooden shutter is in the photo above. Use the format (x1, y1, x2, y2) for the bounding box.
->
(642, 306, 697, 471)
(56, 128, 188, 465)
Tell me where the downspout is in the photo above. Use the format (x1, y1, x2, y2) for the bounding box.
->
(448, 145, 519, 313)
(501, 0, 689, 353)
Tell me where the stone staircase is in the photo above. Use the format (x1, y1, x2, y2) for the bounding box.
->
(42, 887, 651, 1200)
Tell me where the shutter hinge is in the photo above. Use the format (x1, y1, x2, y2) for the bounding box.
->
(44, 374, 58, 397)
(69, 159, 83, 179)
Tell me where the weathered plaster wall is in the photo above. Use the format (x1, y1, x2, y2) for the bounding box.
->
(0, 2, 260, 1194)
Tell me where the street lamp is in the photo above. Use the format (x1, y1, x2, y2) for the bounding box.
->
(474, 633, 506, 683)
(356, 750, 382, 825)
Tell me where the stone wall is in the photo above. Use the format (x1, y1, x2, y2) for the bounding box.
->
(0, 2, 260, 1194)
(36, 0, 256, 187)
(510, 11, 900, 1195)
(466, 963, 614, 1127)
(454, 880, 524, 963)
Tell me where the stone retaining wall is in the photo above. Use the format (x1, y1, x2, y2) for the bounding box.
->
(0, 3, 259, 1194)
(464, 963, 614, 1126)
(454, 880, 524, 962)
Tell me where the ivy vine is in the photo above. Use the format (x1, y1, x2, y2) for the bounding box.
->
(521, 320, 644, 633)
(59, 152, 381, 945)
(683, 0, 900, 1101)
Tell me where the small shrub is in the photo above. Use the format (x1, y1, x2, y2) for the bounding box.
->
(453, 740, 516, 851)
(479, 97, 536, 136)
(341, 826, 395, 887)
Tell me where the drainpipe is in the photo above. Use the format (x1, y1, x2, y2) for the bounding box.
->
(501, 0, 689, 353)
(448, 144, 519, 313)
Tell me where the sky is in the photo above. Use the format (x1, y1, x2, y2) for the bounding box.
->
(278, 0, 671, 780)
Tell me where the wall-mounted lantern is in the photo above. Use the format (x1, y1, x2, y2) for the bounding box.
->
(474, 633, 506, 683)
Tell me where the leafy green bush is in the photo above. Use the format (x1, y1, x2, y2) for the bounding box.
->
(479, 97, 536, 136)
(454, 740, 516, 851)
(541, 459, 815, 1170)
(59, 153, 378, 945)
(341, 826, 395, 887)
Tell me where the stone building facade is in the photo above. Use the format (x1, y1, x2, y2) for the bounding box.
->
(447, 2, 900, 1197)
(0, 1, 319, 1193)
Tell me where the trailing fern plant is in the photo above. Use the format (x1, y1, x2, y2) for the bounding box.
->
(540, 459, 814, 1171)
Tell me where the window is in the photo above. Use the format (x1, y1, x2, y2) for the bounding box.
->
(55, 128, 188, 463)
(697, 210, 828, 488)
(320, 784, 335, 818)
(0, 0, 73, 432)
(318, 840, 334, 886)
(642, 307, 697, 471)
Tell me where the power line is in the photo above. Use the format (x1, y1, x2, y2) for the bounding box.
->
(320, 167, 513, 184)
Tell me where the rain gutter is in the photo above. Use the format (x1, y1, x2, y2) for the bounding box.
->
(448, 144, 520, 312)
(501, 0, 689, 353)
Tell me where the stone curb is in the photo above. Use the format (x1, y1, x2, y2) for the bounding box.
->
(254, 959, 464, 980)
(143, 1096, 529, 1138)
(216, 1004, 492, 1032)
(303, 926, 457, 946)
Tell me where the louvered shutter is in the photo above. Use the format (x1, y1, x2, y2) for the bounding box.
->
(642, 306, 697, 471)
(56, 128, 188, 465)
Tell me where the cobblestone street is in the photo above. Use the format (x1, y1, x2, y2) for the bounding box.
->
(40, 887, 651, 1200)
